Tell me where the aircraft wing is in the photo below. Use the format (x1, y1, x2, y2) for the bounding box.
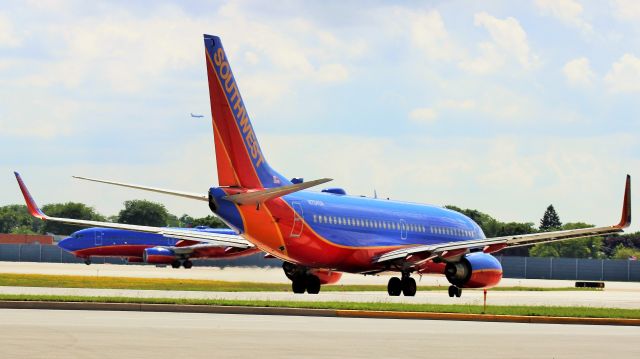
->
(14, 172, 253, 249)
(374, 175, 631, 265)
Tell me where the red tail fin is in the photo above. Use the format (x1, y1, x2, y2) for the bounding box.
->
(204, 35, 290, 189)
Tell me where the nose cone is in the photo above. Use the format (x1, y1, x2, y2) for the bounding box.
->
(57, 237, 74, 252)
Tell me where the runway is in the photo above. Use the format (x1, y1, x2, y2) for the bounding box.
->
(2, 284, 640, 309)
(1, 309, 638, 358)
(2, 262, 639, 308)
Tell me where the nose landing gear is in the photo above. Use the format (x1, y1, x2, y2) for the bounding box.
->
(448, 285, 462, 298)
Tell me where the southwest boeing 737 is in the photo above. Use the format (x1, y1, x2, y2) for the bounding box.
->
(59, 227, 259, 267)
(15, 34, 631, 297)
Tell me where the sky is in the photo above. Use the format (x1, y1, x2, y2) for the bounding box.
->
(1, 0, 639, 231)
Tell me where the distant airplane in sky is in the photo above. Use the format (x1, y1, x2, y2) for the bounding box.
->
(190, 113, 204, 118)
(58, 226, 260, 268)
(15, 34, 632, 297)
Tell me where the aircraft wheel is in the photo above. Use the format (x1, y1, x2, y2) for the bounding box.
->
(83, 259, 91, 265)
(292, 277, 307, 294)
(306, 275, 321, 294)
(171, 260, 181, 269)
(401, 277, 417, 296)
(183, 260, 193, 269)
(387, 277, 402, 296)
(455, 287, 462, 298)
(448, 285, 456, 298)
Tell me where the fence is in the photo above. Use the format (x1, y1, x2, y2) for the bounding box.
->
(1, 244, 639, 282)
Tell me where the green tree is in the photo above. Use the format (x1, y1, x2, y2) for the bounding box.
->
(611, 244, 640, 260)
(445, 205, 500, 237)
(530, 222, 603, 258)
(540, 204, 562, 231)
(40, 202, 105, 235)
(178, 214, 195, 227)
(117, 200, 169, 226)
(10, 225, 38, 235)
(0, 204, 40, 233)
(191, 215, 227, 228)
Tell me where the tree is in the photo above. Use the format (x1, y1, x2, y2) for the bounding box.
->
(611, 244, 640, 260)
(539, 204, 562, 231)
(445, 206, 500, 237)
(40, 202, 105, 235)
(0, 204, 41, 234)
(117, 200, 169, 227)
(191, 215, 227, 228)
(530, 222, 603, 258)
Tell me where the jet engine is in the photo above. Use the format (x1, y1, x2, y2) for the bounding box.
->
(143, 247, 175, 264)
(444, 253, 502, 289)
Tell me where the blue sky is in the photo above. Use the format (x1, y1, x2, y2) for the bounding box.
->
(1, 0, 639, 230)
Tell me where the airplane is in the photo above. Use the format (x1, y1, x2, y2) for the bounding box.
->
(58, 226, 260, 268)
(191, 113, 204, 118)
(15, 34, 632, 297)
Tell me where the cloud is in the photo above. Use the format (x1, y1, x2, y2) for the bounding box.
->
(604, 54, 640, 93)
(460, 12, 538, 74)
(408, 108, 438, 124)
(409, 10, 458, 61)
(612, 0, 640, 21)
(563, 57, 595, 86)
(534, 0, 592, 33)
(0, 14, 21, 47)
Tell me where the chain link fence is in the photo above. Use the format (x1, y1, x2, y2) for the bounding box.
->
(1, 244, 639, 281)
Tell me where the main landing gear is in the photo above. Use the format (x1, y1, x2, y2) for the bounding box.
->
(387, 273, 417, 296)
(83, 258, 92, 265)
(171, 259, 193, 269)
(291, 274, 321, 294)
(448, 285, 462, 298)
(283, 262, 322, 294)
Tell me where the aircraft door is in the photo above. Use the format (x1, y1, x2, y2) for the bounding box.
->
(95, 231, 103, 246)
(290, 201, 304, 238)
(399, 219, 407, 240)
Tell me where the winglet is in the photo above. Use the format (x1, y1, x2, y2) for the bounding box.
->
(13, 172, 47, 220)
(615, 174, 631, 228)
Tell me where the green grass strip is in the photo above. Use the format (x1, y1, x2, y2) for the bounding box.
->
(0, 293, 636, 319)
(0, 273, 595, 292)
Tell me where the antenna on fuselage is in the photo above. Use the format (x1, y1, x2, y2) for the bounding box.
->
(374, 189, 378, 199)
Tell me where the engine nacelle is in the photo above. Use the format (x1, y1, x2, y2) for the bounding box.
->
(143, 247, 176, 264)
(444, 253, 502, 289)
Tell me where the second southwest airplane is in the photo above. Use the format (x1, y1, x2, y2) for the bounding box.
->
(16, 34, 632, 297)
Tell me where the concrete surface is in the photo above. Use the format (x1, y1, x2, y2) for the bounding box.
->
(1, 285, 639, 309)
(2, 262, 640, 290)
(0, 309, 638, 358)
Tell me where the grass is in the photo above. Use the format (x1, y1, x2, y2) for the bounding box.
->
(0, 293, 637, 319)
(0, 273, 597, 292)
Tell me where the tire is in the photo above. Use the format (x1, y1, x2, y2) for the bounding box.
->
(306, 275, 321, 294)
(183, 260, 193, 269)
(401, 277, 417, 296)
(171, 260, 181, 269)
(292, 277, 307, 294)
(387, 277, 402, 296)
(455, 287, 462, 298)
(448, 285, 455, 298)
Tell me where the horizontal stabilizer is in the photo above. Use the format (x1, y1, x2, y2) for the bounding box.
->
(73, 176, 208, 202)
(223, 178, 332, 206)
